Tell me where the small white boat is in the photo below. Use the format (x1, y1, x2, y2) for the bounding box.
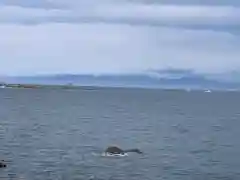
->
(204, 89, 212, 93)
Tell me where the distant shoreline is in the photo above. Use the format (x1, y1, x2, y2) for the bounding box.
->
(0, 83, 169, 91)
(0, 82, 190, 91)
(0, 83, 84, 90)
(1, 82, 240, 92)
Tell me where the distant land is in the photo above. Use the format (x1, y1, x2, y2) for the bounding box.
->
(1, 69, 240, 90)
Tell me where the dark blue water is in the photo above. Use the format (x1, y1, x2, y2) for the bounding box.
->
(0, 88, 240, 180)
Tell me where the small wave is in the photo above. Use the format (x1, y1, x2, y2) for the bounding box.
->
(90, 152, 129, 158)
(101, 152, 128, 157)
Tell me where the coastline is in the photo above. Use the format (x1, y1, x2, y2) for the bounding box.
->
(0, 83, 82, 90)
(0, 82, 239, 92)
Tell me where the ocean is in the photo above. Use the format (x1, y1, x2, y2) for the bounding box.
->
(0, 88, 240, 180)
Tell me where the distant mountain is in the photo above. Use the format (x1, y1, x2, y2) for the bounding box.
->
(2, 69, 240, 90)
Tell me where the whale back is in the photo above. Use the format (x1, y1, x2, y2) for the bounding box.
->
(105, 146, 124, 154)
(105, 146, 143, 154)
(124, 148, 143, 154)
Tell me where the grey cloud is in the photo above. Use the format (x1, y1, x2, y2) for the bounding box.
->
(0, 4, 239, 31)
(0, 0, 63, 9)
(128, 0, 240, 6)
(2, 0, 238, 8)
(0, 23, 239, 76)
(0, 0, 239, 76)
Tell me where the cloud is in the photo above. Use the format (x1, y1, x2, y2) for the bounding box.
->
(0, 2, 239, 28)
(130, 0, 240, 6)
(0, 23, 239, 76)
(0, 0, 62, 9)
(90, 3, 240, 26)
(0, 0, 239, 77)
(0, 5, 68, 24)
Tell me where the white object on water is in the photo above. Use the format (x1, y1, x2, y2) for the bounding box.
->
(204, 89, 211, 93)
(101, 152, 128, 157)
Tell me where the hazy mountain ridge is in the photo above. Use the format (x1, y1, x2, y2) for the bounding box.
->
(1, 69, 240, 90)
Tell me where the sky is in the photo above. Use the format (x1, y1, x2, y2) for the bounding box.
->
(0, 0, 240, 76)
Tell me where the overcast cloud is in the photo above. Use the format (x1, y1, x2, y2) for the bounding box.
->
(0, 0, 239, 76)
